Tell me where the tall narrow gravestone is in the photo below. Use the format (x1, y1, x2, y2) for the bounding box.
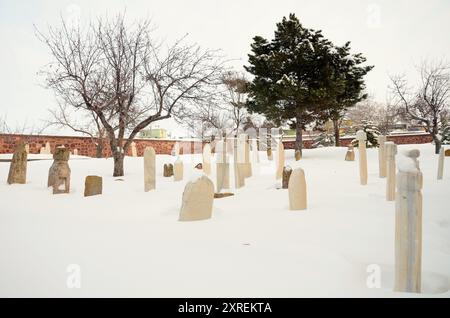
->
(251, 139, 260, 163)
(437, 148, 445, 180)
(356, 130, 368, 185)
(395, 150, 423, 293)
(48, 147, 71, 194)
(288, 168, 307, 211)
(216, 140, 230, 193)
(202, 144, 212, 175)
(276, 140, 285, 180)
(244, 137, 252, 177)
(386, 142, 397, 201)
(174, 156, 183, 182)
(234, 137, 245, 189)
(7, 143, 27, 184)
(131, 142, 137, 157)
(179, 176, 214, 221)
(378, 135, 387, 178)
(173, 142, 180, 157)
(144, 147, 156, 192)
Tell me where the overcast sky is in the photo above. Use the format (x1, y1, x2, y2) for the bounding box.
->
(0, 0, 449, 136)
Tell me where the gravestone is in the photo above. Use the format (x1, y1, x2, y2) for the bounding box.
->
(295, 150, 302, 161)
(174, 156, 183, 181)
(378, 135, 387, 178)
(437, 148, 445, 180)
(386, 142, 397, 201)
(173, 142, 180, 156)
(251, 139, 260, 163)
(345, 145, 355, 161)
(276, 140, 285, 180)
(267, 147, 273, 161)
(7, 142, 27, 184)
(395, 150, 422, 293)
(144, 147, 156, 191)
(39, 143, 50, 154)
(202, 144, 211, 175)
(234, 138, 245, 189)
(244, 137, 252, 177)
(356, 130, 368, 185)
(84, 176, 102, 197)
(216, 140, 230, 192)
(48, 147, 71, 194)
(179, 175, 214, 221)
(73, 148, 78, 156)
(289, 168, 307, 211)
(445, 149, 450, 157)
(282, 166, 292, 189)
(24, 144, 30, 154)
(163, 163, 174, 177)
(131, 142, 137, 157)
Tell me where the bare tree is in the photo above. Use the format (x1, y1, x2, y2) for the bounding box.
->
(390, 60, 450, 154)
(222, 71, 248, 135)
(37, 14, 225, 176)
(46, 103, 116, 157)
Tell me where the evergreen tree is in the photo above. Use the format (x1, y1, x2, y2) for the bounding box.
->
(245, 14, 373, 154)
(245, 14, 336, 155)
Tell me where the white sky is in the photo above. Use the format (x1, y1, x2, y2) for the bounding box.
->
(0, 0, 449, 136)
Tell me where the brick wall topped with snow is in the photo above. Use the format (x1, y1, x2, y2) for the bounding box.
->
(0, 132, 434, 157)
(0, 134, 204, 157)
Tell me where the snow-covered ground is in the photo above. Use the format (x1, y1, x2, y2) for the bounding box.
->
(0, 144, 449, 297)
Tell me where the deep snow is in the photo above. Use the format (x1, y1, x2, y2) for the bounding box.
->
(0, 144, 449, 297)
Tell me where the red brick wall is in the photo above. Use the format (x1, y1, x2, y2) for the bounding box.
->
(0, 133, 434, 157)
(0, 134, 204, 157)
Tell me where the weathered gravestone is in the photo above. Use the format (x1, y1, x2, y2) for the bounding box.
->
(288, 168, 307, 211)
(437, 148, 445, 180)
(395, 150, 423, 293)
(282, 166, 292, 189)
(73, 148, 78, 156)
(174, 156, 184, 182)
(386, 142, 398, 201)
(144, 147, 156, 192)
(276, 140, 285, 180)
(84, 176, 102, 197)
(267, 147, 273, 161)
(179, 175, 214, 221)
(7, 142, 27, 184)
(251, 139, 260, 163)
(202, 144, 211, 175)
(295, 150, 302, 161)
(131, 142, 137, 157)
(356, 130, 368, 185)
(345, 145, 355, 161)
(163, 163, 174, 177)
(378, 135, 387, 178)
(48, 147, 71, 194)
(445, 149, 450, 157)
(233, 138, 245, 189)
(216, 140, 230, 193)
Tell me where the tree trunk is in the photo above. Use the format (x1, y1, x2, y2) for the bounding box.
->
(96, 141, 103, 158)
(333, 119, 340, 147)
(295, 115, 303, 155)
(113, 151, 124, 177)
(433, 134, 442, 154)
